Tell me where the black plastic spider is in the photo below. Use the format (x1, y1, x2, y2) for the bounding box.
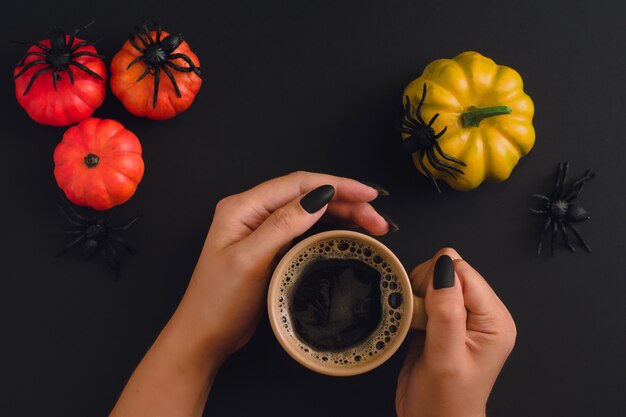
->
(57, 200, 141, 277)
(396, 83, 467, 193)
(127, 21, 202, 108)
(13, 20, 104, 95)
(531, 162, 596, 255)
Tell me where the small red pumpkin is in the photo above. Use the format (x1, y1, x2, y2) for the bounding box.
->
(54, 118, 144, 210)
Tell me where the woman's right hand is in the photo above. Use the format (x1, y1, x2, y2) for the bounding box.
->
(396, 249, 517, 417)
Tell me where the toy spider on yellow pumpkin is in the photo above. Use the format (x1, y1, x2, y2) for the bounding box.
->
(396, 83, 467, 193)
(400, 51, 535, 191)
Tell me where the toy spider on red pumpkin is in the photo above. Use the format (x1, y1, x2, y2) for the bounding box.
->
(110, 21, 203, 120)
(13, 21, 107, 126)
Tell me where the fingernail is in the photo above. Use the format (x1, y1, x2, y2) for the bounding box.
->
(300, 185, 335, 213)
(433, 255, 455, 289)
(362, 181, 390, 197)
(380, 212, 399, 232)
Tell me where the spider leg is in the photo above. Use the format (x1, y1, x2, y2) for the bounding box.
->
(58, 205, 84, 227)
(565, 169, 596, 201)
(550, 220, 558, 256)
(109, 234, 135, 254)
(553, 161, 569, 200)
(17, 51, 47, 66)
(69, 41, 95, 53)
(26, 41, 51, 52)
(563, 222, 591, 252)
(418, 148, 441, 193)
(126, 55, 145, 70)
(532, 193, 550, 201)
(414, 83, 427, 125)
(537, 217, 552, 255)
(68, 20, 95, 47)
(69, 62, 103, 80)
(52, 70, 59, 91)
(64, 67, 74, 84)
(558, 221, 575, 253)
(530, 209, 547, 215)
(165, 60, 195, 72)
(161, 64, 182, 97)
(61, 199, 94, 223)
(427, 112, 440, 127)
(400, 117, 419, 130)
(112, 215, 141, 231)
(128, 35, 146, 53)
(133, 27, 151, 49)
(141, 21, 154, 45)
(153, 20, 163, 42)
(433, 126, 448, 139)
(22, 66, 52, 95)
(11, 40, 52, 52)
(152, 66, 161, 108)
(168, 54, 202, 76)
(396, 127, 418, 135)
(427, 148, 464, 177)
(13, 59, 48, 79)
(104, 241, 121, 278)
(136, 65, 152, 82)
(70, 51, 106, 60)
(433, 142, 466, 166)
(56, 235, 85, 256)
(64, 228, 83, 235)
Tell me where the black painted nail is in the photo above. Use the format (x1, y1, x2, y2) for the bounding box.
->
(362, 181, 390, 197)
(380, 212, 399, 232)
(300, 185, 335, 213)
(433, 255, 455, 289)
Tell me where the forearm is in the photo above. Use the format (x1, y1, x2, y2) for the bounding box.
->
(109, 298, 225, 417)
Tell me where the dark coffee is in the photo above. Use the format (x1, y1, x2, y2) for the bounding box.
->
(276, 237, 406, 366)
(289, 258, 382, 351)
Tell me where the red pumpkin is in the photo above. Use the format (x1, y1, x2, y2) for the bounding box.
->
(110, 22, 202, 120)
(54, 118, 144, 210)
(13, 23, 106, 126)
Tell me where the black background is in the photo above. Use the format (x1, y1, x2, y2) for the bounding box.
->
(1, 1, 625, 416)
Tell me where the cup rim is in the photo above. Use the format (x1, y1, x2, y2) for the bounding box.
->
(267, 230, 413, 376)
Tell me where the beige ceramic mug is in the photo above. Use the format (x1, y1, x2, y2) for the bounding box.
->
(268, 230, 427, 376)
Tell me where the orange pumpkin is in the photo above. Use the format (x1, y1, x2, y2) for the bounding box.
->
(110, 22, 202, 120)
(54, 118, 144, 210)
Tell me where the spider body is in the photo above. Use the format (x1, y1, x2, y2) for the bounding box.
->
(396, 83, 466, 193)
(127, 22, 202, 108)
(14, 21, 104, 95)
(57, 201, 141, 277)
(531, 162, 595, 255)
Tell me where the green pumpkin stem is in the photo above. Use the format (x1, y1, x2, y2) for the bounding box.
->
(461, 105, 512, 127)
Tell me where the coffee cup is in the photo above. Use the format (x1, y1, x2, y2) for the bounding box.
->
(268, 230, 427, 376)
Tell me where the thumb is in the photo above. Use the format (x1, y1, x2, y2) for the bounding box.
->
(423, 254, 467, 364)
(239, 185, 335, 265)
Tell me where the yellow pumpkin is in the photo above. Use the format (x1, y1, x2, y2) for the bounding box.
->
(401, 51, 535, 191)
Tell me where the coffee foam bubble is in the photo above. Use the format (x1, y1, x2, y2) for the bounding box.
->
(276, 238, 406, 367)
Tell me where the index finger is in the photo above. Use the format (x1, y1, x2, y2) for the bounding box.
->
(234, 171, 379, 214)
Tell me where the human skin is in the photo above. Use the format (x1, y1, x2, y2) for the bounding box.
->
(108, 172, 516, 417)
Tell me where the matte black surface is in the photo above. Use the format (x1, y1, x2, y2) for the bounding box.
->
(1, 1, 625, 417)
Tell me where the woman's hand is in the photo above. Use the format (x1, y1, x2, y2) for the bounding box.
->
(110, 172, 392, 417)
(179, 171, 391, 361)
(396, 248, 517, 417)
